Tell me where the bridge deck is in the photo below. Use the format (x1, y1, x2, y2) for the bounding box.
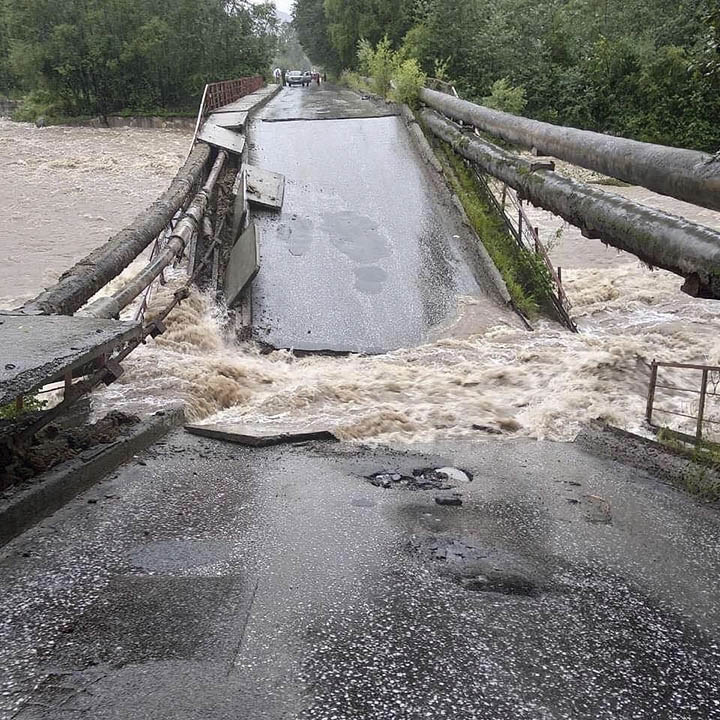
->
(247, 84, 516, 353)
(0, 313, 141, 406)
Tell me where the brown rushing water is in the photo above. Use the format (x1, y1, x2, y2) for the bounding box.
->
(2, 119, 719, 443)
(0, 118, 190, 309)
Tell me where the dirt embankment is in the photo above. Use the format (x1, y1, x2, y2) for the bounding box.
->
(1, 411, 140, 492)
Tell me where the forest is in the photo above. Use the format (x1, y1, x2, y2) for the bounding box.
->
(294, 0, 720, 152)
(0, 0, 278, 118)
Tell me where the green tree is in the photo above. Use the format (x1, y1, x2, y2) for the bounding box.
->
(482, 78, 527, 115)
(2, 0, 277, 117)
(294, 0, 340, 70)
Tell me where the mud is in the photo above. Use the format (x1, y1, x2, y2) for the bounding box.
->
(0, 411, 140, 490)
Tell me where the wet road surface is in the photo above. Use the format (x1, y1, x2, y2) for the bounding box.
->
(248, 84, 514, 353)
(2, 434, 719, 719)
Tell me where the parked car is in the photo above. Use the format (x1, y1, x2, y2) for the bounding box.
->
(287, 70, 309, 87)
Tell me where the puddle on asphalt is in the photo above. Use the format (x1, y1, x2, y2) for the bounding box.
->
(412, 536, 543, 599)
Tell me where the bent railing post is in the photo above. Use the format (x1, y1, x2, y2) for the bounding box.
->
(646, 361, 658, 426)
(697, 369, 709, 443)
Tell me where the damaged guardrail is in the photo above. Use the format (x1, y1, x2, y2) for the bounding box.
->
(646, 361, 720, 446)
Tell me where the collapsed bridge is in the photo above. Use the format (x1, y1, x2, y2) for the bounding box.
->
(2, 74, 720, 457)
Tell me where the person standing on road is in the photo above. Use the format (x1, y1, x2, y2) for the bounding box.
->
(281, 69, 287, 87)
(274, 67, 281, 84)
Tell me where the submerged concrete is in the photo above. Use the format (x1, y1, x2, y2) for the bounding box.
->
(1, 435, 719, 719)
(247, 84, 515, 353)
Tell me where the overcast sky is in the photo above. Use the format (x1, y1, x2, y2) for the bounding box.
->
(258, 0, 293, 16)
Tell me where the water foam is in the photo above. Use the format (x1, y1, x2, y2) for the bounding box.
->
(94, 261, 720, 445)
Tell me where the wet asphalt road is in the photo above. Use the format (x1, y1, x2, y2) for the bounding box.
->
(247, 84, 513, 353)
(1, 434, 720, 719)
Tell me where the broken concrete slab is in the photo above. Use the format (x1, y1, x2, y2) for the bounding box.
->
(198, 122, 246, 156)
(184, 423, 337, 447)
(224, 223, 260, 308)
(212, 85, 281, 114)
(0, 313, 141, 406)
(245, 164, 285, 210)
(208, 111, 248, 130)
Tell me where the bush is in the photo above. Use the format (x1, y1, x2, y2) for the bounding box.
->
(12, 89, 67, 123)
(366, 37, 397, 97)
(390, 59, 426, 108)
(357, 38, 374, 76)
(338, 70, 369, 93)
(482, 78, 527, 115)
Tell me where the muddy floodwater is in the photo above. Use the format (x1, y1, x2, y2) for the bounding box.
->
(0, 118, 190, 309)
(2, 119, 720, 444)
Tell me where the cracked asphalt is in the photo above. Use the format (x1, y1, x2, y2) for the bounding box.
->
(1, 433, 719, 719)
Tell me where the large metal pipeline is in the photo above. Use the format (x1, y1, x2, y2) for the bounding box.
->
(420, 87, 720, 213)
(421, 109, 720, 299)
(83, 151, 228, 319)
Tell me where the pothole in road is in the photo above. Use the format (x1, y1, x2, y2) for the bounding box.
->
(413, 537, 543, 599)
(366, 466, 472, 491)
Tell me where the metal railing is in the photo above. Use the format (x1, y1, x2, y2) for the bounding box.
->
(473, 167, 578, 332)
(646, 360, 720, 444)
(191, 75, 265, 149)
(205, 76, 264, 113)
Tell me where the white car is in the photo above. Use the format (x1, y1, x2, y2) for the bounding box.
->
(287, 71, 309, 87)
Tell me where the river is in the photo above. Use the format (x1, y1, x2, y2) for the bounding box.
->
(2, 119, 719, 443)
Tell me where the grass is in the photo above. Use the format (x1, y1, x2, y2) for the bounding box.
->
(338, 71, 372, 95)
(434, 140, 557, 319)
(0, 395, 47, 421)
(657, 427, 720, 502)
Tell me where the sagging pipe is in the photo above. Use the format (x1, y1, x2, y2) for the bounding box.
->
(83, 151, 228, 319)
(421, 109, 720, 299)
(420, 87, 720, 213)
(22, 143, 213, 317)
